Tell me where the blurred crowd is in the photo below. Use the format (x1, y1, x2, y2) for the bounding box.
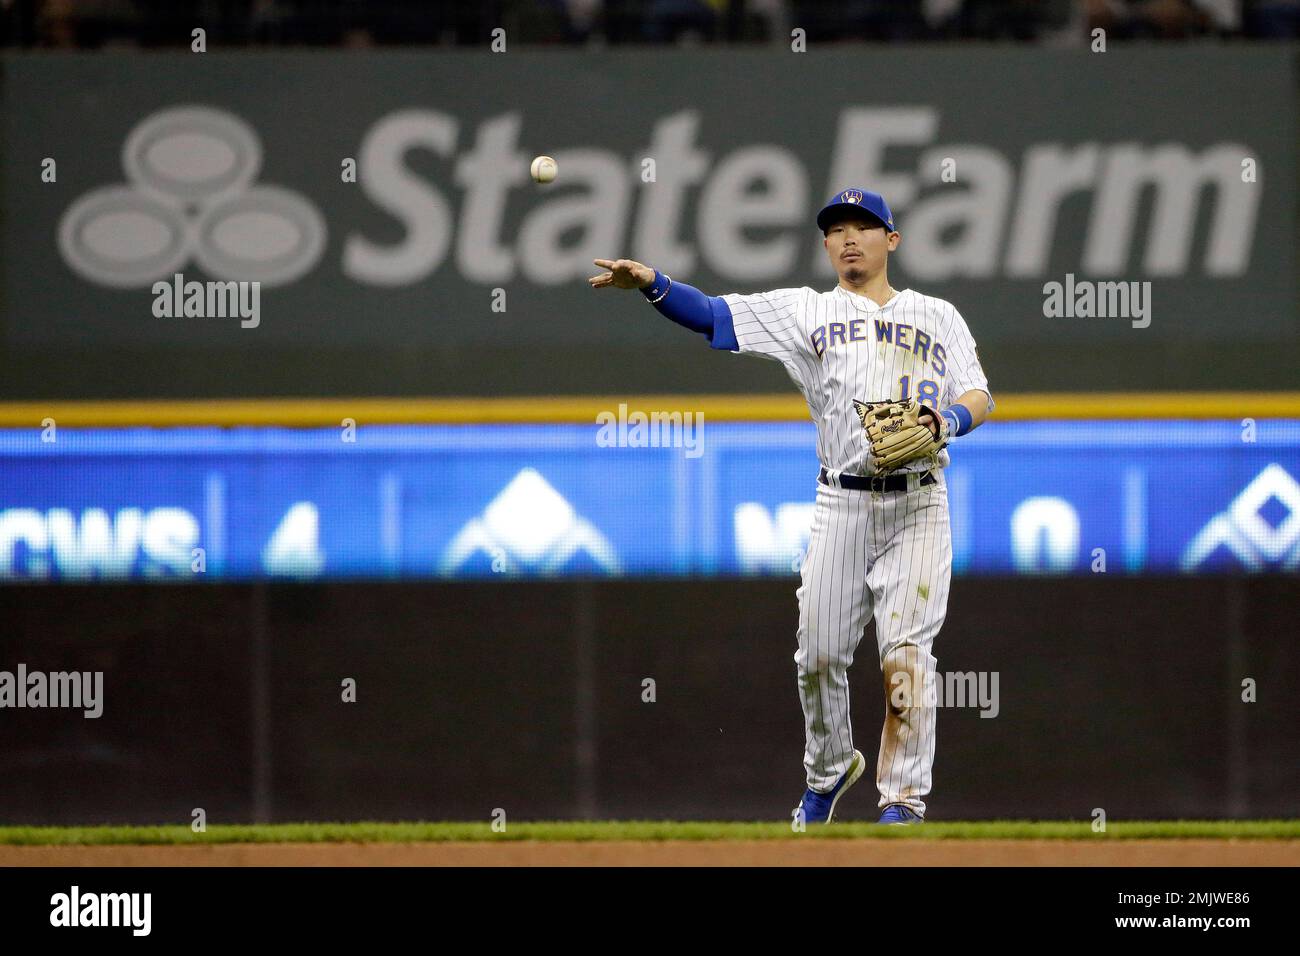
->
(2, 0, 1296, 47)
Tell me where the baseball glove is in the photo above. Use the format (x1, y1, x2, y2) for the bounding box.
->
(853, 397, 949, 472)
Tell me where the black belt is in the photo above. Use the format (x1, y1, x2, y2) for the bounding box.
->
(819, 467, 936, 492)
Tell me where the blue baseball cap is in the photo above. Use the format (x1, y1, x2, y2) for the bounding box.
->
(816, 188, 895, 233)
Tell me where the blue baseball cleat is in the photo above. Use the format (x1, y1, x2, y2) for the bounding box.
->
(795, 750, 865, 825)
(877, 803, 924, 825)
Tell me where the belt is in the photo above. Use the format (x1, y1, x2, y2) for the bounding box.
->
(819, 467, 936, 492)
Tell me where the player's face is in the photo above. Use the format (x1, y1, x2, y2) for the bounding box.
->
(823, 218, 896, 281)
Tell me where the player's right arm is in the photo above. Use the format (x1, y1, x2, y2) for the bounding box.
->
(588, 258, 806, 361)
(589, 258, 735, 350)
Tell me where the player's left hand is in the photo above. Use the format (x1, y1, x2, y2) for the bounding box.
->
(918, 409, 940, 439)
(854, 398, 950, 472)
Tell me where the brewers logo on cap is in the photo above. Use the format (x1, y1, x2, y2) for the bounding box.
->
(816, 186, 895, 232)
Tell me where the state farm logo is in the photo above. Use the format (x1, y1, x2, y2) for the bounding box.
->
(58, 105, 326, 288)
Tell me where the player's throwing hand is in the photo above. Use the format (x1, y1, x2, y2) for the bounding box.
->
(589, 258, 655, 290)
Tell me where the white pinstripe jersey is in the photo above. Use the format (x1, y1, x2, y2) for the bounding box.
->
(720, 286, 990, 477)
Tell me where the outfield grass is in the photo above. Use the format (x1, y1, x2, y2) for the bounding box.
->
(0, 820, 1297, 846)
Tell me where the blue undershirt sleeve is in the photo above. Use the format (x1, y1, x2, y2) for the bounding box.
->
(640, 270, 738, 351)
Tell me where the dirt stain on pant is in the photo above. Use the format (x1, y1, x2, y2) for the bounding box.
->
(877, 644, 930, 802)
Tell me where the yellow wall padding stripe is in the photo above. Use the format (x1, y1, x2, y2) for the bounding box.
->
(0, 393, 1297, 427)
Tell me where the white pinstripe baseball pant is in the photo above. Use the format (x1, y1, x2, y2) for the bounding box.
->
(795, 470, 951, 817)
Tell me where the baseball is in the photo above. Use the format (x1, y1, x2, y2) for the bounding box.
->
(530, 155, 557, 184)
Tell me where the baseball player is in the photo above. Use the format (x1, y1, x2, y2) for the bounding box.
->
(589, 188, 992, 825)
